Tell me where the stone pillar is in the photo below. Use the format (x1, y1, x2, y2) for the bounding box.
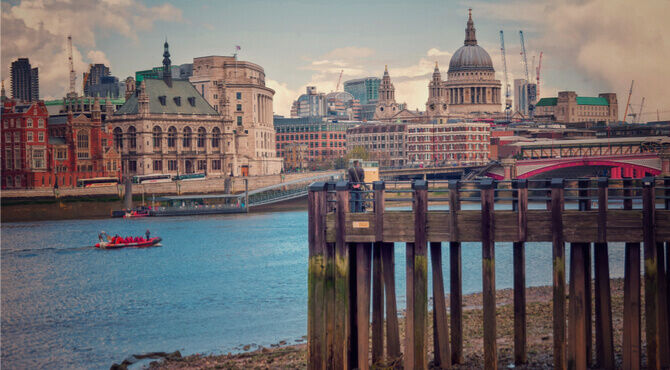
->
(501, 158, 517, 180)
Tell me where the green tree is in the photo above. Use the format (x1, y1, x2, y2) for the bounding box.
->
(347, 146, 370, 161)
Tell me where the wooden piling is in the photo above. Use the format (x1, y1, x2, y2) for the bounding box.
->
(594, 178, 614, 369)
(356, 242, 372, 370)
(335, 181, 351, 369)
(513, 179, 528, 365)
(324, 183, 336, 367)
(568, 241, 588, 370)
(655, 176, 670, 370)
(308, 182, 327, 370)
(430, 241, 451, 369)
(372, 182, 385, 365)
(622, 178, 641, 369)
(551, 178, 566, 370)
(577, 178, 593, 367)
(381, 242, 401, 361)
(642, 177, 659, 369)
(412, 180, 428, 369)
(448, 179, 463, 365)
(405, 240, 415, 369)
(480, 178, 497, 370)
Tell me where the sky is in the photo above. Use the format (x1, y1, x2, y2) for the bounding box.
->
(2, 0, 669, 120)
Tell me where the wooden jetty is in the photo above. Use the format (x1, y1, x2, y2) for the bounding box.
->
(307, 177, 670, 369)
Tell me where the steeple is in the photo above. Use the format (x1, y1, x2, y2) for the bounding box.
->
(464, 8, 477, 46)
(433, 62, 441, 79)
(379, 65, 395, 103)
(162, 38, 172, 87)
(1, 79, 6, 99)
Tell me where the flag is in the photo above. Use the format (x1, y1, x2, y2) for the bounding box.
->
(236, 45, 241, 51)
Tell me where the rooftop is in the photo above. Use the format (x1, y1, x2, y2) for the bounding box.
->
(114, 79, 219, 116)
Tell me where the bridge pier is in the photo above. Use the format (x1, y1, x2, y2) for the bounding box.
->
(501, 158, 517, 180)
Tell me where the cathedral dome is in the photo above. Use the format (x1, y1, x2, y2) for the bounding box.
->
(448, 45, 494, 72)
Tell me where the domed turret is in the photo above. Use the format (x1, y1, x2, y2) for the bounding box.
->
(448, 9, 494, 72)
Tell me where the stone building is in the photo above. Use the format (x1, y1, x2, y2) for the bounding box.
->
(346, 123, 407, 167)
(189, 55, 282, 175)
(107, 41, 238, 177)
(425, 62, 449, 121)
(443, 10, 501, 115)
(535, 91, 618, 125)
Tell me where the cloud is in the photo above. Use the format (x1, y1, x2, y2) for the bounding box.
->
(1, 0, 182, 99)
(474, 0, 670, 120)
(267, 79, 300, 117)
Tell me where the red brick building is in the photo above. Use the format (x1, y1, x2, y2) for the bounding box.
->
(1, 97, 121, 189)
(274, 117, 356, 167)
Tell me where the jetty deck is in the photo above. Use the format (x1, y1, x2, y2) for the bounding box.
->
(307, 177, 670, 369)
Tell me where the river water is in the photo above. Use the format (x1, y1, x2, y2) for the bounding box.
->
(1, 206, 628, 369)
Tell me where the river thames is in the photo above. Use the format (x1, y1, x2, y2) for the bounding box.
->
(1, 207, 628, 369)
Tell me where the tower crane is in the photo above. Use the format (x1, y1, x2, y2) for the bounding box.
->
(67, 35, 76, 98)
(637, 97, 645, 124)
(519, 30, 533, 117)
(623, 80, 634, 124)
(335, 69, 343, 92)
(499, 31, 512, 120)
(536, 51, 543, 97)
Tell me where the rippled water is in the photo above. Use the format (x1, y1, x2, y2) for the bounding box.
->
(1, 206, 627, 369)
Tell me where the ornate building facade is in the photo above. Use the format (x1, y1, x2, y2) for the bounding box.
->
(107, 42, 238, 177)
(189, 55, 282, 175)
(373, 66, 401, 120)
(425, 62, 449, 121)
(443, 10, 502, 115)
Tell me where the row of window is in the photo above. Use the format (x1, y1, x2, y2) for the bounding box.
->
(113, 126, 223, 149)
(407, 143, 488, 151)
(408, 134, 488, 142)
(276, 133, 345, 141)
(276, 141, 344, 149)
(278, 149, 346, 157)
(3, 118, 45, 129)
(142, 159, 223, 172)
(408, 126, 488, 133)
(5, 131, 44, 143)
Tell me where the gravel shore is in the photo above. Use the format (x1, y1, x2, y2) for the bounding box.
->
(150, 278, 639, 369)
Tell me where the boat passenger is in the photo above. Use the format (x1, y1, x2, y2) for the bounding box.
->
(146, 229, 151, 239)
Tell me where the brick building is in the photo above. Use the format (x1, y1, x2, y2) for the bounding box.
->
(346, 123, 407, 167)
(535, 91, 618, 125)
(406, 122, 490, 166)
(274, 116, 355, 166)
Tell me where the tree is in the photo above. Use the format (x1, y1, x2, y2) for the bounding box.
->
(347, 146, 370, 161)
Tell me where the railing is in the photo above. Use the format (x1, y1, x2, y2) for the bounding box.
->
(307, 177, 670, 369)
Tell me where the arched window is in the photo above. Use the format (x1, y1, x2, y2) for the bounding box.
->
(113, 127, 123, 149)
(153, 126, 162, 148)
(183, 127, 192, 148)
(212, 127, 221, 148)
(128, 126, 137, 148)
(167, 126, 177, 148)
(77, 131, 89, 149)
(197, 127, 206, 148)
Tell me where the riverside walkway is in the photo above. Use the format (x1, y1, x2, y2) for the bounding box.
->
(307, 177, 670, 370)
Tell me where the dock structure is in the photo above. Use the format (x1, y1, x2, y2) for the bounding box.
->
(307, 177, 670, 370)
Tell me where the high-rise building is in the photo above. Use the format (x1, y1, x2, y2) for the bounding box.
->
(292, 86, 326, 117)
(11, 58, 39, 101)
(83, 64, 110, 95)
(344, 77, 380, 105)
(514, 79, 528, 116)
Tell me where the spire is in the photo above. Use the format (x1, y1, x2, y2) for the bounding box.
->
(384, 65, 388, 74)
(434, 61, 439, 72)
(162, 38, 172, 87)
(464, 8, 477, 46)
(1, 79, 5, 98)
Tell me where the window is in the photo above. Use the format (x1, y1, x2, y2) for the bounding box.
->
(32, 149, 45, 169)
(128, 160, 137, 173)
(188, 97, 196, 106)
(158, 96, 167, 105)
(197, 160, 207, 171)
(3, 120, 7, 129)
(237, 116, 242, 125)
(113, 128, 123, 149)
(4, 132, 9, 142)
(15, 119, 20, 128)
(212, 127, 220, 148)
(211, 159, 221, 170)
(167, 160, 178, 171)
(127, 126, 136, 148)
(236, 104, 242, 111)
(77, 131, 89, 149)
(56, 149, 67, 160)
(5, 149, 11, 169)
(38, 132, 44, 142)
(38, 118, 44, 128)
(14, 148, 21, 169)
(27, 132, 33, 142)
(27, 118, 33, 128)
(167, 126, 177, 147)
(197, 127, 206, 148)
(236, 92, 242, 99)
(153, 160, 163, 171)
(183, 127, 192, 147)
(153, 126, 162, 148)
(173, 97, 181, 106)
(14, 132, 20, 142)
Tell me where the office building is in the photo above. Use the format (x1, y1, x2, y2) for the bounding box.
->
(11, 58, 39, 101)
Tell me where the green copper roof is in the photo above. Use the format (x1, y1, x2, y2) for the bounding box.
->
(114, 79, 219, 116)
(536, 98, 557, 107)
(576, 97, 609, 106)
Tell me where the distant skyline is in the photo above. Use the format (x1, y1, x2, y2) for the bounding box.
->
(2, 0, 668, 120)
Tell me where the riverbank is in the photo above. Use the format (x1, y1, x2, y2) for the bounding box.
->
(149, 278, 635, 369)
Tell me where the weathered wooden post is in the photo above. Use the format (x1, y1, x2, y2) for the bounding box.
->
(431, 206, 451, 370)
(308, 182, 327, 370)
(551, 178, 566, 370)
(380, 179, 401, 365)
(512, 179, 528, 365)
(594, 177, 614, 369)
(356, 240, 372, 370)
(642, 177, 659, 369)
(371, 181, 385, 365)
(568, 180, 589, 370)
(622, 178, 641, 369)
(324, 182, 336, 367)
(413, 179, 429, 369)
(334, 181, 351, 369)
(578, 178, 593, 367)
(448, 179, 463, 365)
(479, 178, 497, 369)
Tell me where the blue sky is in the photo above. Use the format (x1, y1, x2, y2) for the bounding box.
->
(2, 0, 668, 119)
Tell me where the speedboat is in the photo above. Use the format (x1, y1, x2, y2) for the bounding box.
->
(95, 237, 162, 249)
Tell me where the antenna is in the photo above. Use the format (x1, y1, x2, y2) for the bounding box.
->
(67, 35, 76, 98)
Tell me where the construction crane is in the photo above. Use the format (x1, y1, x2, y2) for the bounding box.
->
(67, 35, 76, 98)
(623, 80, 634, 124)
(335, 69, 343, 92)
(536, 51, 543, 97)
(637, 97, 645, 124)
(519, 30, 534, 117)
(499, 31, 512, 120)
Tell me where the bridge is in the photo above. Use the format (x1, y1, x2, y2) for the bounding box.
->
(246, 172, 340, 207)
(379, 163, 489, 180)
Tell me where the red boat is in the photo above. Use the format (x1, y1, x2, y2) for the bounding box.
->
(95, 237, 162, 249)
